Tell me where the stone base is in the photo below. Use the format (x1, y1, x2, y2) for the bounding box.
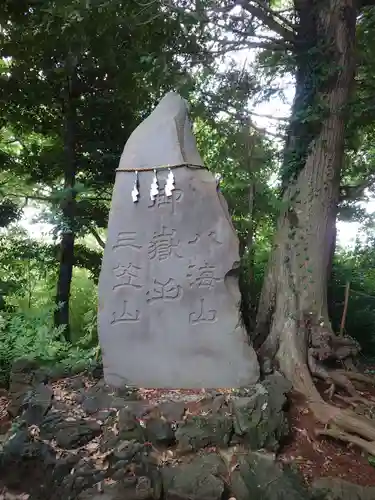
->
(0, 363, 370, 500)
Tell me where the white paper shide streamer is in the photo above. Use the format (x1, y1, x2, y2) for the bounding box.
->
(131, 166, 178, 203)
(131, 170, 139, 203)
(165, 168, 175, 198)
(150, 169, 159, 201)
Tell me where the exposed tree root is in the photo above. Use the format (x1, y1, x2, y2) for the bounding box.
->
(315, 427, 375, 456)
(304, 315, 375, 406)
(334, 394, 358, 408)
(327, 370, 358, 397)
(312, 368, 364, 401)
(327, 370, 375, 404)
(336, 370, 375, 387)
(301, 382, 375, 456)
(273, 316, 375, 457)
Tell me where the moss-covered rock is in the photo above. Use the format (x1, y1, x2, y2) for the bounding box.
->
(231, 451, 310, 500)
(231, 372, 291, 451)
(311, 477, 375, 500)
(162, 453, 226, 500)
(175, 413, 233, 452)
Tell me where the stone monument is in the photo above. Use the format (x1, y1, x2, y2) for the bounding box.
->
(97, 91, 259, 388)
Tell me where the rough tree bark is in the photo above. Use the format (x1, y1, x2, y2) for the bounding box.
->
(54, 54, 78, 340)
(255, 0, 375, 451)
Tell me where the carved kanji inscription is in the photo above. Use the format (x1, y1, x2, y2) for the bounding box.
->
(146, 278, 182, 304)
(113, 232, 142, 251)
(148, 187, 183, 214)
(188, 231, 223, 246)
(187, 262, 223, 290)
(208, 231, 222, 245)
(111, 300, 140, 324)
(148, 226, 182, 261)
(189, 298, 217, 325)
(112, 263, 143, 290)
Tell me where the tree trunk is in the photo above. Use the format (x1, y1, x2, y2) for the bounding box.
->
(240, 183, 257, 333)
(240, 129, 258, 333)
(54, 56, 78, 340)
(327, 218, 337, 319)
(254, 1, 375, 449)
(256, 0, 360, 414)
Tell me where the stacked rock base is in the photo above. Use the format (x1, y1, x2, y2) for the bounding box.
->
(0, 360, 374, 500)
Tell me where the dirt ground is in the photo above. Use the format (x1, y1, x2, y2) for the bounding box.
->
(278, 390, 375, 486)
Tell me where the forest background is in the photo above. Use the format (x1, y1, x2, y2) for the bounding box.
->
(1, 0, 375, 389)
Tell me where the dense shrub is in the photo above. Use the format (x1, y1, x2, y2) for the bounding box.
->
(0, 303, 97, 386)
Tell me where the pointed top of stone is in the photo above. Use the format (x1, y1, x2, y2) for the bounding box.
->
(117, 91, 204, 172)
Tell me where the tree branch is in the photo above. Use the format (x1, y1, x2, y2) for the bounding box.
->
(252, 0, 296, 30)
(160, 0, 237, 21)
(6, 192, 51, 203)
(239, 0, 296, 42)
(224, 108, 285, 139)
(339, 174, 375, 202)
(250, 111, 289, 121)
(211, 39, 291, 53)
(222, 29, 293, 50)
(161, 0, 296, 47)
(89, 226, 106, 249)
(359, 0, 375, 8)
(250, 122, 285, 139)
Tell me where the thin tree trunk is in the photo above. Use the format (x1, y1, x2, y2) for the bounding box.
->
(246, 182, 256, 277)
(245, 129, 257, 281)
(240, 182, 256, 333)
(339, 281, 350, 336)
(327, 218, 337, 319)
(54, 55, 78, 340)
(328, 215, 337, 279)
(241, 129, 257, 332)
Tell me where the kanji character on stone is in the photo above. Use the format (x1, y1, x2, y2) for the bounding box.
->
(187, 262, 222, 290)
(148, 226, 182, 261)
(112, 263, 143, 289)
(146, 278, 182, 304)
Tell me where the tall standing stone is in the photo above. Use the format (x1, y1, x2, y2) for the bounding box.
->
(98, 91, 259, 388)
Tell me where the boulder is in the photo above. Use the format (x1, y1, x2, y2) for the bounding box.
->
(230, 451, 310, 500)
(55, 418, 102, 449)
(22, 383, 53, 425)
(311, 477, 375, 500)
(97, 91, 259, 389)
(162, 453, 226, 500)
(145, 416, 175, 445)
(82, 379, 138, 415)
(231, 372, 290, 451)
(175, 413, 232, 452)
(8, 358, 48, 417)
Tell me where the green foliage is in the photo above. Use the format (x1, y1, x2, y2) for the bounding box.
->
(0, 230, 98, 376)
(194, 111, 279, 331)
(0, 230, 55, 307)
(0, 303, 97, 387)
(0, 233, 98, 339)
(0, 199, 22, 227)
(195, 117, 278, 242)
(329, 247, 375, 357)
(68, 268, 98, 344)
(0, 0, 205, 231)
